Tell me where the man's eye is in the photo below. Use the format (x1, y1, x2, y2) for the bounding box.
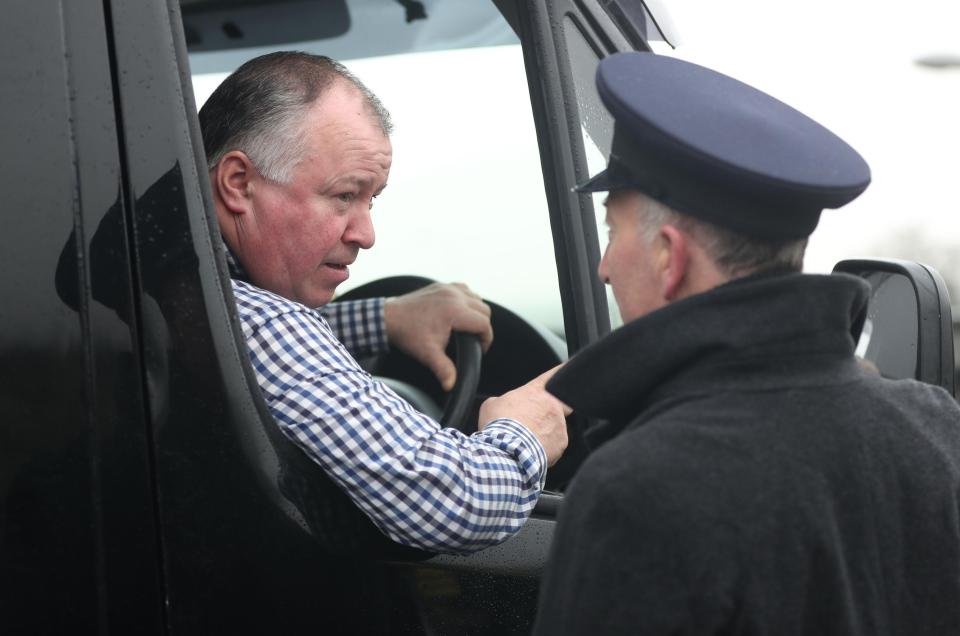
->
(337, 192, 355, 203)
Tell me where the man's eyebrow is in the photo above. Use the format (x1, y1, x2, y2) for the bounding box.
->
(330, 174, 384, 192)
(339, 175, 369, 187)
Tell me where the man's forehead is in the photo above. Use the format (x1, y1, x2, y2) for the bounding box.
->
(604, 189, 647, 212)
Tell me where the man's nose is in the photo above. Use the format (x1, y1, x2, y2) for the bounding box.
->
(597, 249, 610, 284)
(344, 206, 375, 249)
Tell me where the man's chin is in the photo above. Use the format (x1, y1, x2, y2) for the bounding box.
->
(309, 291, 337, 308)
(293, 286, 336, 309)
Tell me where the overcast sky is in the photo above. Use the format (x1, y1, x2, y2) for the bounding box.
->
(661, 0, 960, 280)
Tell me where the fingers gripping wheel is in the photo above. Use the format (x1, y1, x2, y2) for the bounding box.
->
(336, 276, 483, 433)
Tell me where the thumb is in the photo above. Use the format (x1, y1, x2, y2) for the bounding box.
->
(425, 352, 457, 392)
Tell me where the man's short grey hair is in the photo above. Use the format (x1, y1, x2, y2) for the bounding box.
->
(199, 51, 392, 184)
(636, 196, 807, 276)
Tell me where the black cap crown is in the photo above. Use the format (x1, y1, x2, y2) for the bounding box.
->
(577, 52, 871, 241)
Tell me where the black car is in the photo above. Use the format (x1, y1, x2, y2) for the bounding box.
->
(1, 1, 954, 634)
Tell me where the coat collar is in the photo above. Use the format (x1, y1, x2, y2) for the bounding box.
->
(548, 272, 869, 428)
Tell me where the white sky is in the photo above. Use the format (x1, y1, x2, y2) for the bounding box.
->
(661, 0, 960, 278)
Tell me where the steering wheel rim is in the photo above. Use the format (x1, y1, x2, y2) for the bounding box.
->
(335, 276, 483, 433)
(441, 332, 482, 429)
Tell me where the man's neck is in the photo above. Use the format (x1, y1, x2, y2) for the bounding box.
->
(223, 243, 250, 282)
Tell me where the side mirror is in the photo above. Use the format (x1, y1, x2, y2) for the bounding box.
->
(833, 259, 956, 398)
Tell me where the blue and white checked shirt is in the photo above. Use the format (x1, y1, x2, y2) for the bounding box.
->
(227, 253, 548, 554)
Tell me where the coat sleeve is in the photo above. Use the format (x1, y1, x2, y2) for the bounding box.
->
(533, 442, 737, 635)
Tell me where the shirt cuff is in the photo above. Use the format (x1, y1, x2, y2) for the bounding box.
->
(475, 418, 548, 489)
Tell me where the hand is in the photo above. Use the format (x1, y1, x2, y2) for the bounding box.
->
(479, 365, 572, 466)
(384, 282, 494, 391)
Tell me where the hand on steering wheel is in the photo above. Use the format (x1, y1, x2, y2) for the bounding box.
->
(336, 276, 483, 433)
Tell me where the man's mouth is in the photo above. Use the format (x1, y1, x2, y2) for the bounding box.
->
(324, 261, 353, 278)
(324, 255, 356, 276)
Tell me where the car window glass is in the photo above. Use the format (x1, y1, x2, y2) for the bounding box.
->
(561, 15, 624, 331)
(188, 1, 564, 335)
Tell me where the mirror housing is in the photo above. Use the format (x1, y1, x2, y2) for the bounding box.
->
(833, 259, 956, 398)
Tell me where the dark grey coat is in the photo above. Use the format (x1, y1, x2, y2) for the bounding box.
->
(534, 273, 960, 636)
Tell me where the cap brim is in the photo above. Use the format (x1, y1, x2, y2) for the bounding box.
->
(574, 168, 619, 193)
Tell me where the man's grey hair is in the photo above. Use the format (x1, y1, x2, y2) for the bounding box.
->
(199, 51, 392, 184)
(636, 196, 807, 276)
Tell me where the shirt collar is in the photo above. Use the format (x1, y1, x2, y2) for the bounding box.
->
(223, 243, 250, 282)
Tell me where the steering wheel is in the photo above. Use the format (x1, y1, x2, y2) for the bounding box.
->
(335, 276, 483, 432)
(440, 332, 482, 429)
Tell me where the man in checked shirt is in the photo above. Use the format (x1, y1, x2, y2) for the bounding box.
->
(198, 51, 570, 554)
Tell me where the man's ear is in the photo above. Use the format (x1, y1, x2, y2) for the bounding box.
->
(657, 224, 690, 301)
(212, 150, 256, 216)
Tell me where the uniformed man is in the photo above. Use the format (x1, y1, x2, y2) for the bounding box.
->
(533, 51, 960, 635)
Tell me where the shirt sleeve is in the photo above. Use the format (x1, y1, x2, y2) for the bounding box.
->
(244, 303, 548, 554)
(320, 298, 389, 357)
